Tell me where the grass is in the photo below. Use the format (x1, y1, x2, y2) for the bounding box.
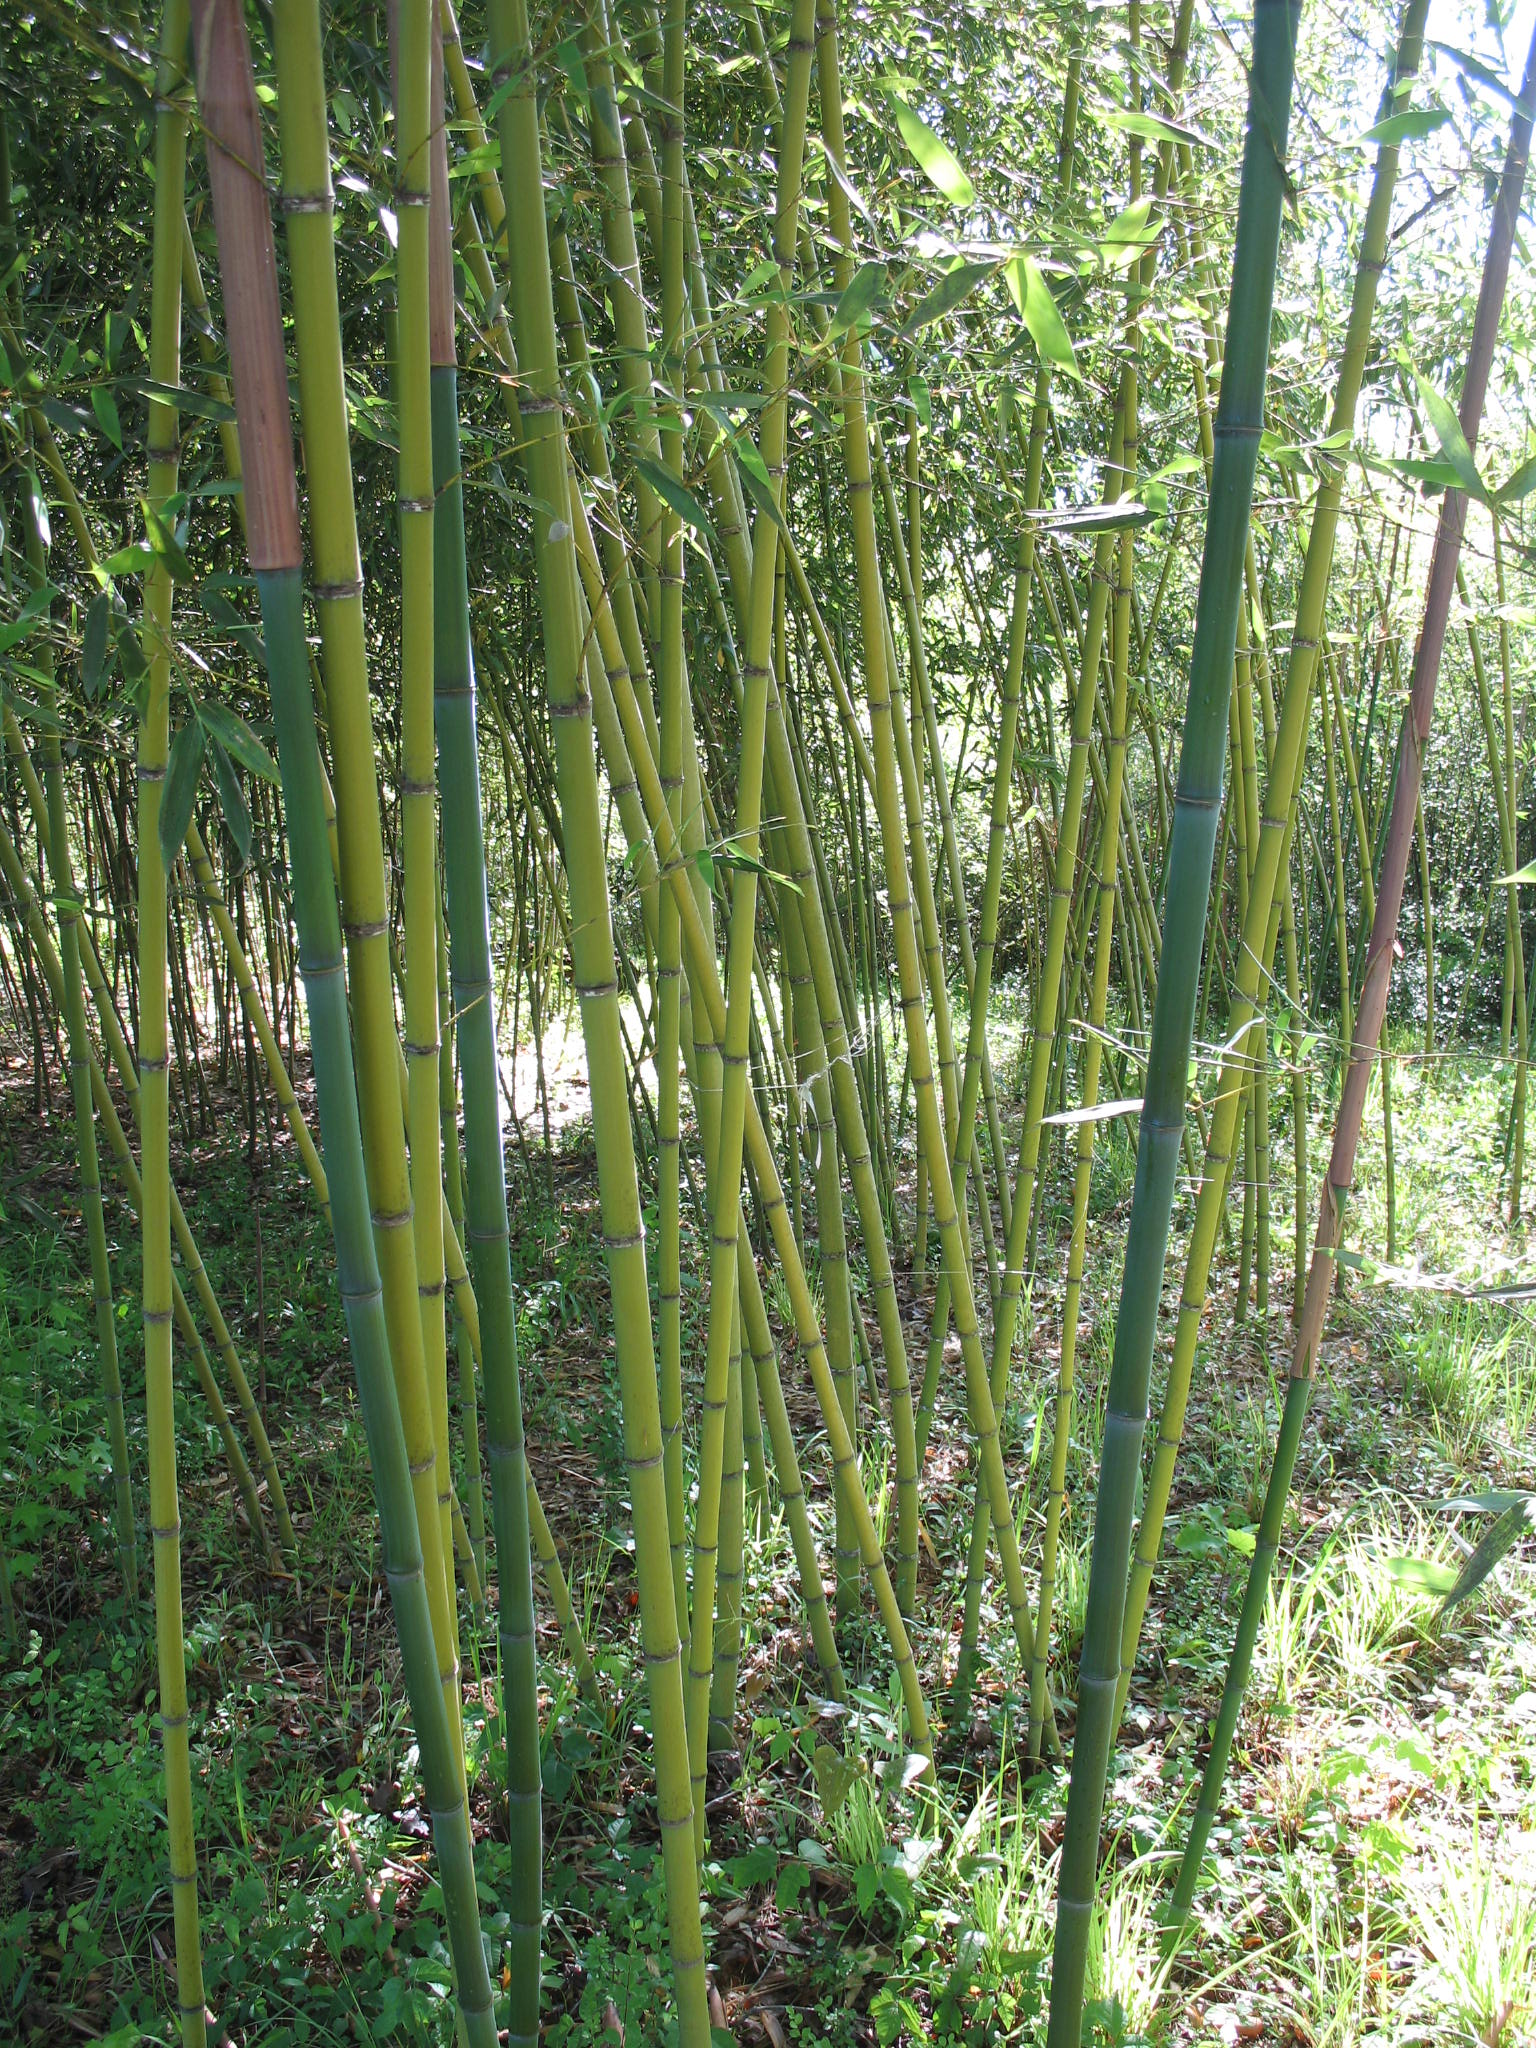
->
(0, 1036, 1531, 2046)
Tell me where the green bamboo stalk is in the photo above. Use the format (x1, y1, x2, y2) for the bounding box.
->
(436, 878, 485, 1586)
(1170, 17, 1536, 1919)
(485, 0, 709, 2027)
(685, 0, 816, 1856)
(393, 0, 456, 1686)
(187, 3, 499, 2032)
(656, 0, 690, 1673)
(425, 6, 542, 2007)
(1046, 4, 1300, 2035)
(817, 0, 1043, 1707)
(1027, 376, 1138, 1756)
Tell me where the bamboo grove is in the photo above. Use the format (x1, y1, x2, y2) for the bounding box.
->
(0, 0, 1533, 2041)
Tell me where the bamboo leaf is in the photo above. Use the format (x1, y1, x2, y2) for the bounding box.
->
(194, 698, 279, 783)
(81, 592, 111, 698)
(24, 472, 50, 551)
(1427, 41, 1523, 109)
(1405, 361, 1490, 504)
(631, 454, 719, 548)
(1360, 106, 1451, 146)
(898, 259, 997, 339)
(1442, 1495, 1536, 1610)
(1040, 1096, 1145, 1128)
(1383, 1555, 1458, 1595)
(1100, 195, 1160, 268)
(207, 734, 253, 868)
(734, 445, 791, 541)
(159, 719, 205, 868)
(1030, 501, 1153, 534)
(39, 397, 94, 435)
(91, 384, 123, 451)
(142, 501, 198, 585)
(1003, 254, 1082, 382)
(1495, 452, 1536, 504)
(1497, 857, 1536, 885)
(829, 260, 885, 336)
(117, 375, 238, 424)
(1100, 106, 1214, 150)
(882, 88, 976, 207)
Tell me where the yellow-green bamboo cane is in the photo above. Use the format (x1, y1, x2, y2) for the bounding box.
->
(394, 0, 455, 1653)
(485, 0, 709, 2028)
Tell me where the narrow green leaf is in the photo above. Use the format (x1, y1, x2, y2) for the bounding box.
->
(118, 375, 237, 424)
(1495, 452, 1536, 504)
(103, 543, 157, 579)
(898, 259, 996, 340)
(1100, 195, 1159, 268)
(1383, 1555, 1458, 1596)
(884, 89, 976, 207)
(1427, 42, 1522, 109)
(1407, 362, 1489, 504)
(631, 454, 719, 549)
(198, 586, 266, 669)
(159, 719, 205, 867)
(734, 446, 791, 541)
(1443, 1495, 1536, 1610)
(91, 384, 123, 451)
(829, 260, 885, 336)
(1003, 254, 1082, 382)
(142, 501, 198, 585)
(25, 472, 50, 551)
(1361, 106, 1451, 146)
(1497, 857, 1536, 886)
(1031, 501, 1153, 534)
(207, 735, 253, 868)
(113, 611, 148, 684)
(1040, 1095, 1145, 1129)
(194, 698, 279, 783)
(1100, 107, 1214, 150)
(82, 593, 111, 697)
(39, 397, 94, 435)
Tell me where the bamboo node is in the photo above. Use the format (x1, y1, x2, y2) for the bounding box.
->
(280, 189, 335, 215)
(313, 577, 363, 601)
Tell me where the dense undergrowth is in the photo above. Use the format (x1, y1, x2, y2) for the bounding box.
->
(0, 1020, 1530, 2048)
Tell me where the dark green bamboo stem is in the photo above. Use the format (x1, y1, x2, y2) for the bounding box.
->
(1045, 5, 1300, 2036)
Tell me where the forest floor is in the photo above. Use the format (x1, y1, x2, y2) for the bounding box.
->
(0, 1023, 1532, 2048)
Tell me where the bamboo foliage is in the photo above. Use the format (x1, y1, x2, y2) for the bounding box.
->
(3, 1, 1535, 2039)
